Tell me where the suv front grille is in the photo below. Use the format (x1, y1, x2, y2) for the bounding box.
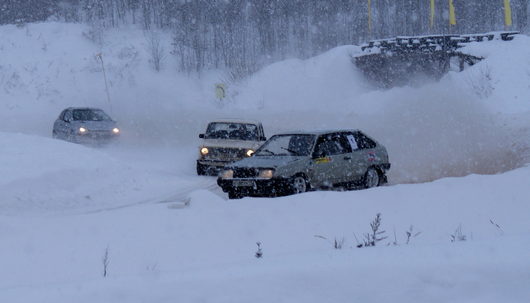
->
(206, 147, 246, 161)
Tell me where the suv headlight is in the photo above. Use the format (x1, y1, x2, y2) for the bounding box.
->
(200, 147, 209, 156)
(246, 149, 255, 157)
(220, 169, 234, 179)
(79, 127, 87, 134)
(258, 169, 274, 179)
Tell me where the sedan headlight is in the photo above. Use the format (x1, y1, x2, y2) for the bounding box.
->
(246, 149, 255, 157)
(79, 127, 87, 133)
(200, 147, 209, 156)
(112, 127, 120, 134)
(220, 169, 234, 179)
(258, 169, 274, 179)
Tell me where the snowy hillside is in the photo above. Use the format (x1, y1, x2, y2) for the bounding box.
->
(1, 22, 530, 302)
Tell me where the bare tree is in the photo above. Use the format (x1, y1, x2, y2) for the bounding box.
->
(145, 30, 165, 72)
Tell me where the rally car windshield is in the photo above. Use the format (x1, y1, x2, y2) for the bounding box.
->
(256, 134, 315, 156)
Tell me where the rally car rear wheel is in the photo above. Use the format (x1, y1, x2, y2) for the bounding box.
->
(364, 168, 380, 189)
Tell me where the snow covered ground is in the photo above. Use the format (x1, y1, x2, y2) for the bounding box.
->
(1, 22, 530, 302)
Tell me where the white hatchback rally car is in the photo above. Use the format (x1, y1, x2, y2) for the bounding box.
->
(196, 119, 267, 175)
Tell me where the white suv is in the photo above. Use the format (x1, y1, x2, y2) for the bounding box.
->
(197, 119, 267, 175)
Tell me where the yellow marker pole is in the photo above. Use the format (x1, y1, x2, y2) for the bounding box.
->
(504, 0, 513, 27)
(449, 0, 456, 26)
(430, 0, 435, 30)
(215, 83, 226, 100)
(367, 0, 372, 35)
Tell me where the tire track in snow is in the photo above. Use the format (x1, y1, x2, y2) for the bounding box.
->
(79, 177, 218, 214)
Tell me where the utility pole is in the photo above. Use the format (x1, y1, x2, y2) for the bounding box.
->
(96, 53, 112, 113)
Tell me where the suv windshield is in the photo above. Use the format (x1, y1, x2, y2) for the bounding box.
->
(205, 122, 259, 141)
(256, 134, 315, 156)
(73, 109, 112, 121)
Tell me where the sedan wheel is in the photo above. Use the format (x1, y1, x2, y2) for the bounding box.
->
(228, 191, 243, 199)
(364, 168, 380, 189)
(291, 176, 307, 194)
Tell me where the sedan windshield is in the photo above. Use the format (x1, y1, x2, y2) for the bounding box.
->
(73, 109, 112, 121)
(205, 122, 259, 141)
(256, 134, 315, 156)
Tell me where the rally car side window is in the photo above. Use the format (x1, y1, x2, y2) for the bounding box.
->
(313, 134, 351, 157)
(353, 132, 377, 150)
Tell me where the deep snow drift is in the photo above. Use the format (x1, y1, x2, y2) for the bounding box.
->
(1, 22, 530, 302)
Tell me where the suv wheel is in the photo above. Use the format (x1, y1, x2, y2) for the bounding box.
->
(364, 168, 380, 189)
(291, 176, 308, 194)
(196, 163, 207, 176)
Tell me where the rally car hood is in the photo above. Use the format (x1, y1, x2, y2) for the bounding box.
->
(201, 139, 263, 150)
(230, 155, 305, 169)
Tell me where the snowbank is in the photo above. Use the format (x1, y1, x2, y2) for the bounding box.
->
(1, 166, 530, 302)
(458, 34, 530, 114)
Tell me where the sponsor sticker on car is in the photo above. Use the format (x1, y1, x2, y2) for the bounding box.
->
(314, 157, 332, 164)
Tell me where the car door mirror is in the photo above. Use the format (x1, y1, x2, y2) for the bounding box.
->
(199, 134, 205, 139)
(260, 136, 267, 141)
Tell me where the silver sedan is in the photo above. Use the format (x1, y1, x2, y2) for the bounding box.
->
(52, 107, 120, 145)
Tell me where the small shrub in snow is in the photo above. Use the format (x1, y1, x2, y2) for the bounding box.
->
(388, 228, 398, 246)
(489, 218, 504, 235)
(467, 64, 494, 99)
(334, 237, 345, 249)
(450, 224, 467, 242)
(102, 246, 110, 277)
(255, 242, 263, 258)
(314, 235, 345, 249)
(356, 213, 387, 248)
(405, 225, 421, 244)
(146, 263, 158, 272)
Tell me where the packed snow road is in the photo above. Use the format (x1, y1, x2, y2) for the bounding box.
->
(0, 132, 221, 215)
(2, 111, 529, 216)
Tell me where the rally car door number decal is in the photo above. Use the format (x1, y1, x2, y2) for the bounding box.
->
(346, 135, 358, 150)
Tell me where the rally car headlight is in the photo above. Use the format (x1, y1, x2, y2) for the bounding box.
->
(112, 127, 120, 134)
(246, 149, 255, 157)
(79, 127, 87, 133)
(258, 169, 274, 179)
(220, 169, 234, 179)
(200, 147, 209, 156)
